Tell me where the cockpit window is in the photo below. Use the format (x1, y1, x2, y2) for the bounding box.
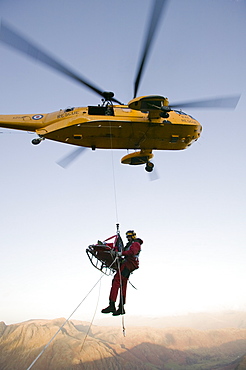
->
(174, 110, 195, 120)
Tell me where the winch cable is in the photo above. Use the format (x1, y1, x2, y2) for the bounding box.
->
(26, 257, 117, 370)
(111, 149, 119, 223)
(108, 123, 126, 336)
(109, 120, 119, 224)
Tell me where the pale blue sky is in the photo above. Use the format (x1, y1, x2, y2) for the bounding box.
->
(0, 0, 246, 325)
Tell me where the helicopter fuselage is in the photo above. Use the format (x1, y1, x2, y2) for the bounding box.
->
(0, 104, 202, 151)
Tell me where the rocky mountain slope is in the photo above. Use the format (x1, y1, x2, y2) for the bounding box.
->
(1, 317, 246, 369)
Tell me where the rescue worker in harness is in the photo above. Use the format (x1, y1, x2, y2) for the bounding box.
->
(101, 230, 143, 316)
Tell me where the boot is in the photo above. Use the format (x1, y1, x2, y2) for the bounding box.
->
(101, 300, 116, 314)
(112, 303, 125, 316)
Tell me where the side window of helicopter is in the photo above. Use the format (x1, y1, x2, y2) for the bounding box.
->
(88, 105, 115, 116)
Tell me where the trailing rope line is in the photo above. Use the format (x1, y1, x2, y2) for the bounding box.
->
(116, 255, 126, 337)
(122, 315, 126, 337)
(80, 278, 102, 354)
(26, 257, 117, 370)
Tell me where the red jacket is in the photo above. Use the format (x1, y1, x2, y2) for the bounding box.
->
(122, 240, 141, 271)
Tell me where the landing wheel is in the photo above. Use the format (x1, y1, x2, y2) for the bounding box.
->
(32, 138, 43, 145)
(145, 162, 154, 172)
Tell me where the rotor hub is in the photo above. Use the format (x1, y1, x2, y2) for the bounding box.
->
(102, 91, 115, 101)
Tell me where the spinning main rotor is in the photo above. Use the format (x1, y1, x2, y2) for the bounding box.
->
(0, 0, 240, 111)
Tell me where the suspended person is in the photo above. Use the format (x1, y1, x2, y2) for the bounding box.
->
(101, 230, 143, 316)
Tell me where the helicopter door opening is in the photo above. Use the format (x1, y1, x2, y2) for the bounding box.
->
(88, 106, 115, 116)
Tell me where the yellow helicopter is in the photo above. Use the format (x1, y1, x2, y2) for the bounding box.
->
(0, 0, 240, 172)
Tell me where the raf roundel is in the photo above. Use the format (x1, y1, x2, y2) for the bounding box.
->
(32, 114, 43, 120)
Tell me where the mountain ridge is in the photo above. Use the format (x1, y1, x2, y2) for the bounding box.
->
(1, 315, 246, 369)
(94, 310, 246, 330)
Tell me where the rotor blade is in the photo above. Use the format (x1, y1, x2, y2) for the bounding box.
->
(170, 95, 241, 110)
(0, 21, 122, 104)
(57, 147, 87, 168)
(134, 0, 168, 98)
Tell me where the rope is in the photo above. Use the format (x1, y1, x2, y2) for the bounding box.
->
(109, 122, 119, 224)
(116, 256, 126, 337)
(122, 315, 126, 337)
(26, 257, 117, 370)
(111, 150, 119, 223)
(80, 278, 102, 354)
(109, 115, 125, 336)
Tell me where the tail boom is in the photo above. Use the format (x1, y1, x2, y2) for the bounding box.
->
(0, 113, 46, 132)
